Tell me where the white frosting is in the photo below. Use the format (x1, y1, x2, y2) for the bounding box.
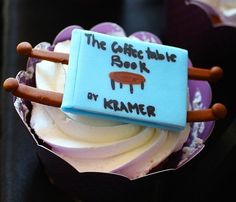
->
(30, 40, 190, 179)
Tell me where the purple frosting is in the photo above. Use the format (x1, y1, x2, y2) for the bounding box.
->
(53, 25, 83, 45)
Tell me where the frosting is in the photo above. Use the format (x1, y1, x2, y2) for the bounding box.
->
(62, 29, 188, 131)
(30, 38, 190, 180)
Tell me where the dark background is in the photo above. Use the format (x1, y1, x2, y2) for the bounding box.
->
(1, 0, 235, 201)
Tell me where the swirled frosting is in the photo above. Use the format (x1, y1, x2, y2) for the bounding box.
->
(30, 38, 190, 180)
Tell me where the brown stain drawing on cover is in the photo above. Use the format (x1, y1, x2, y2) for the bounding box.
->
(109, 71, 145, 94)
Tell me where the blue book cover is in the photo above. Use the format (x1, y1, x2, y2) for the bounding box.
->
(61, 29, 188, 131)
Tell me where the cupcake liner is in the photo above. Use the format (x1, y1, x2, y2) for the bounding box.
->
(12, 22, 215, 201)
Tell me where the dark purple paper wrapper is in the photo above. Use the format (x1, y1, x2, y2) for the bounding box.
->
(12, 23, 215, 201)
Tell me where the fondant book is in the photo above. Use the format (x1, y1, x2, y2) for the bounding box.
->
(61, 29, 188, 131)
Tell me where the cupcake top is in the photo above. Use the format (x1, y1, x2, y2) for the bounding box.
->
(30, 23, 191, 179)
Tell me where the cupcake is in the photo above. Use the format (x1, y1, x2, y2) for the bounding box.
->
(195, 0, 236, 26)
(3, 22, 226, 201)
